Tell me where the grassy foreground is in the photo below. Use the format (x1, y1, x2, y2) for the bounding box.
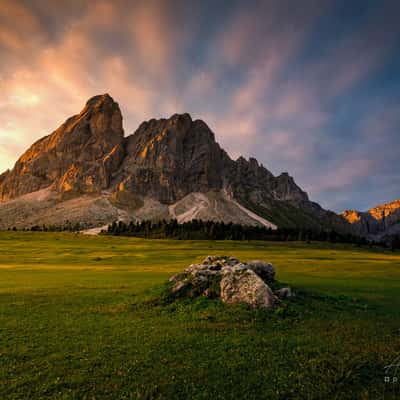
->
(0, 232, 399, 399)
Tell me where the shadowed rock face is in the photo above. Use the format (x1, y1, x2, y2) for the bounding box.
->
(0, 94, 124, 201)
(0, 93, 350, 230)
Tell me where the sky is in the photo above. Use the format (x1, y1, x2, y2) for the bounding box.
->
(0, 0, 399, 212)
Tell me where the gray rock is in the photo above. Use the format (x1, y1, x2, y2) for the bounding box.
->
(203, 256, 217, 265)
(221, 263, 247, 274)
(185, 263, 209, 273)
(171, 280, 188, 294)
(168, 255, 281, 309)
(246, 261, 275, 281)
(275, 287, 294, 299)
(220, 268, 278, 309)
(227, 256, 240, 266)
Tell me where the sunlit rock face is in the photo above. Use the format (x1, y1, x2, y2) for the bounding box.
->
(342, 200, 400, 239)
(341, 210, 362, 224)
(116, 113, 308, 205)
(0, 94, 124, 201)
(0, 93, 351, 231)
(0, 94, 307, 204)
(117, 113, 230, 203)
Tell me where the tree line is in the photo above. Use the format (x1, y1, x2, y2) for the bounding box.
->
(103, 219, 368, 244)
(7, 218, 399, 250)
(8, 221, 82, 232)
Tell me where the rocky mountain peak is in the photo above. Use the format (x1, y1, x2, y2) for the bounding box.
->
(85, 93, 113, 107)
(169, 112, 193, 126)
(0, 94, 125, 201)
(0, 93, 348, 232)
(79, 93, 123, 143)
(274, 172, 309, 202)
(118, 112, 227, 203)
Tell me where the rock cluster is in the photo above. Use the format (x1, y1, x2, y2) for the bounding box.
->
(169, 256, 293, 309)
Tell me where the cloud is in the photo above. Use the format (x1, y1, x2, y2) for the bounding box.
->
(129, 1, 187, 81)
(0, 0, 43, 49)
(0, 0, 194, 155)
(313, 159, 379, 193)
(0, 0, 399, 211)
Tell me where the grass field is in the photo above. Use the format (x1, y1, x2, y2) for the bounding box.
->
(0, 232, 399, 399)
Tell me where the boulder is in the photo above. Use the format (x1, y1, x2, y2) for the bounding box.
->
(171, 280, 188, 295)
(246, 260, 275, 281)
(202, 255, 239, 267)
(274, 287, 294, 299)
(220, 268, 278, 309)
(168, 255, 287, 309)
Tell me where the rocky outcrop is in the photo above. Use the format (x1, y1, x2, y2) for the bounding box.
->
(168, 256, 292, 309)
(0, 93, 352, 231)
(275, 287, 293, 299)
(116, 114, 229, 203)
(224, 157, 308, 204)
(220, 267, 277, 308)
(342, 200, 400, 239)
(246, 260, 275, 281)
(0, 94, 124, 201)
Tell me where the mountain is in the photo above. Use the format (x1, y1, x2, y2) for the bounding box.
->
(342, 200, 400, 241)
(0, 94, 349, 231)
(0, 94, 124, 201)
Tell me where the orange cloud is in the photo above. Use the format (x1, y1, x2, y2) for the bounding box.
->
(0, 0, 399, 211)
(0, 0, 44, 52)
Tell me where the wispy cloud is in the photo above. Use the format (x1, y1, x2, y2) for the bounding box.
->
(0, 0, 399, 211)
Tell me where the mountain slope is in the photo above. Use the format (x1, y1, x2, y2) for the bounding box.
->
(0, 94, 349, 231)
(0, 94, 124, 202)
(342, 200, 400, 240)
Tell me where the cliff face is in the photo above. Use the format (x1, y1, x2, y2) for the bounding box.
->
(225, 157, 308, 205)
(114, 112, 307, 205)
(0, 94, 124, 201)
(342, 200, 400, 239)
(116, 113, 230, 203)
(0, 94, 349, 230)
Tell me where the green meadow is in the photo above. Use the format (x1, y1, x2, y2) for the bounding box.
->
(0, 232, 399, 399)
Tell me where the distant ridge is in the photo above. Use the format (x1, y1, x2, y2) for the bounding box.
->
(342, 199, 400, 240)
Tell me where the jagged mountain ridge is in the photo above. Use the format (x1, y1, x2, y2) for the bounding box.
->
(0, 94, 348, 231)
(342, 200, 400, 240)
